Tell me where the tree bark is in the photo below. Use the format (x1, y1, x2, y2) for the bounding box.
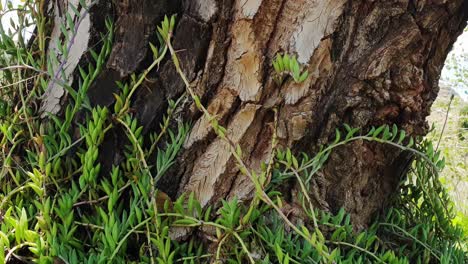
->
(44, 0, 468, 228)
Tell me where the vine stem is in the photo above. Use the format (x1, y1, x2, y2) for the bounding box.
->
(119, 45, 168, 116)
(115, 117, 159, 263)
(5, 242, 37, 263)
(232, 231, 255, 264)
(279, 160, 318, 229)
(73, 181, 132, 207)
(295, 135, 440, 180)
(436, 94, 454, 152)
(378, 222, 441, 260)
(108, 218, 152, 262)
(330, 241, 384, 263)
(215, 234, 230, 263)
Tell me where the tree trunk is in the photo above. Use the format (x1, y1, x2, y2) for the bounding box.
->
(44, 0, 468, 228)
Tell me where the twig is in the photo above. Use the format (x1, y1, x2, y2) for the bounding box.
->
(436, 94, 454, 152)
(73, 181, 132, 207)
(5, 242, 36, 263)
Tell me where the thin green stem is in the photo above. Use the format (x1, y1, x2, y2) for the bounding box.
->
(108, 218, 152, 262)
(331, 241, 384, 263)
(232, 231, 255, 264)
(378, 222, 441, 260)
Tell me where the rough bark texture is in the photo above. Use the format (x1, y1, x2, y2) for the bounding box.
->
(46, 0, 468, 228)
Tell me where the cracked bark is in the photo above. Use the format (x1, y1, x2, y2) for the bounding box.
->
(45, 0, 468, 228)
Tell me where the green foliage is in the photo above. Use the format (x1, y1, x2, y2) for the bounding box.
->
(426, 88, 468, 230)
(458, 105, 468, 140)
(0, 3, 466, 264)
(272, 53, 309, 84)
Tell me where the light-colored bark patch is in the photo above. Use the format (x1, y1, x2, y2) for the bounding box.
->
(223, 21, 263, 102)
(194, 0, 218, 21)
(290, 115, 308, 140)
(184, 89, 236, 148)
(41, 0, 91, 115)
(185, 104, 260, 207)
(290, 0, 346, 64)
(238, 0, 263, 18)
(228, 121, 274, 201)
(236, 52, 262, 101)
(283, 38, 332, 105)
(283, 81, 310, 105)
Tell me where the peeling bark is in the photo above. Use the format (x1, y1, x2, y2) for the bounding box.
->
(40, 0, 93, 115)
(45, 0, 468, 227)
